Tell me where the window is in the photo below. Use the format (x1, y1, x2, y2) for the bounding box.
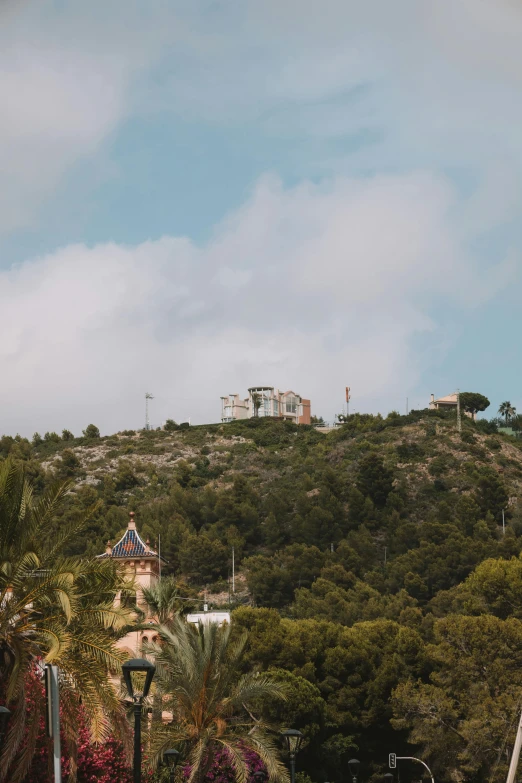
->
(285, 396, 297, 414)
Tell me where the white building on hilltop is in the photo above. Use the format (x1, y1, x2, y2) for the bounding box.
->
(221, 386, 311, 425)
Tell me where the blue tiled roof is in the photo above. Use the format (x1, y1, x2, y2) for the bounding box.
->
(111, 528, 156, 558)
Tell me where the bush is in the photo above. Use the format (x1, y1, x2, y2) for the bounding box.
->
(83, 424, 100, 439)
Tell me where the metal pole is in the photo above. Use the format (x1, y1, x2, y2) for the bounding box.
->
(133, 701, 142, 783)
(506, 709, 522, 783)
(232, 547, 235, 593)
(290, 755, 296, 783)
(397, 757, 434, 783)
(48, 665, 62, 783)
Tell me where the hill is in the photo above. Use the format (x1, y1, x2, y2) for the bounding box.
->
(3, 410, 522, 783)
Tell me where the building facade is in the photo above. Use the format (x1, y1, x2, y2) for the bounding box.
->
(429, 392, 475, 419)
(220, 386, 311, 425)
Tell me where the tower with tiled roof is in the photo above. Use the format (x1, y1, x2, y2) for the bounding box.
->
(100, 511, 166, 654)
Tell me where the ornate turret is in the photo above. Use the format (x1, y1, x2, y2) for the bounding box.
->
(99, 511, 164, 562)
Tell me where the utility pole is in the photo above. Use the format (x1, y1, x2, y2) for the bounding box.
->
(145, 393, 154, 431)
(457, 388, 462, 435)
(232, 547, 235, 593)
(346, 386, 351, 417)
(506, 709, 522, 783)
(45, 664, 62, 783)
(406, 397, 409, 415)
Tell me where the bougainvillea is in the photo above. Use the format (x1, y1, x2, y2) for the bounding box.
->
(12, 671, 147, 783)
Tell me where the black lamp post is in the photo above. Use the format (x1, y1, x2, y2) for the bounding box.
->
(163, 748, 180, 783)
(122, 658, 156, 783)
(0, 705, 11, 745)
(348, 759, 360, 783)
(282, 729, 303, 783)
(384, 774, 394, 783)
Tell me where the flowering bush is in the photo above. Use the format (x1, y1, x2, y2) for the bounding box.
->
(181, 744, 266, 783)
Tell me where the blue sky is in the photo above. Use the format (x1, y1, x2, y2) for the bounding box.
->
(1, 0, 522, 435)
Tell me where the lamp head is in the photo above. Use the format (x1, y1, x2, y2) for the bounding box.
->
(348, 759, 360, 779)
(281, 728, 304, 757)
(122, 658, 156, 700)
(0, 705, 11, 739)
(163, 748, 180, 769)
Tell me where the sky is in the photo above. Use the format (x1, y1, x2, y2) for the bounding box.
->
(1, 0, 522, 435)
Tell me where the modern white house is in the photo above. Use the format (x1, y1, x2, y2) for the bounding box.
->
(220, 386, 311, 424)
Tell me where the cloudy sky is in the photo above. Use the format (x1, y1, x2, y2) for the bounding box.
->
(1, 0, 522, 435)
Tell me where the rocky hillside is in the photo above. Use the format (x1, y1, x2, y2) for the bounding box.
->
(3, 409, 521, 611)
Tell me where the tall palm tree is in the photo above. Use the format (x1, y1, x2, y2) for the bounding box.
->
(148, 617, 289, 783)
(251, 393, 262, 418)
(498, 401, 516, 425)
(0, 459, 135, 782)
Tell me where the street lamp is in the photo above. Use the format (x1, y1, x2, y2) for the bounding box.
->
(122, 658, 156, 783)
(384, 774, 394, 783)
(282, 729, 303, 783)
(163, 748, 180, 783)
(0, 705, 11, 745)
(348, 759, 360, 783)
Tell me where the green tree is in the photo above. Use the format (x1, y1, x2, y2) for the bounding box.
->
(148, 617, 289, 783)
(251, 393, 262, 417)
(477, 472, 509, 522)
(31, 432, 43, 446)
(178, 534, 228, 584)
(0, 460, 134, 782)
(164, 419, 178, 432)
(43, 431, 61, 443)
(82, 424, 100, 439)
(56, 448, 81, 479)
(356, 453, 394, 507)
(498, 401, 516, 425)
(392, 614, 522, 783)
(459, 392, 490, 417)
(61, 429, 75, 441)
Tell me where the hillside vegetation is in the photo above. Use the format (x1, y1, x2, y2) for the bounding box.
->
(3, 410, 522, 783)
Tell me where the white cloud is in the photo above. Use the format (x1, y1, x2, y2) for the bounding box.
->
(0, 172, 514, 436)
(2, 0, 522, 234)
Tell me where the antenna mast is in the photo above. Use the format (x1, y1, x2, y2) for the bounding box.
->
(145, 392, 154, 431)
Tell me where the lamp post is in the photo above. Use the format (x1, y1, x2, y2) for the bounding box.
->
(348, 759, 360, 783)
(122, 658, 156, 783)
(0, 705, 11, 745)
(163, 748, 180, 783)
(384, 774, 394, 783)
(282, 729, 303, 783)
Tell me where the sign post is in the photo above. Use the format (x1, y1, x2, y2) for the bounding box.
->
(45, 664, 62, 783)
